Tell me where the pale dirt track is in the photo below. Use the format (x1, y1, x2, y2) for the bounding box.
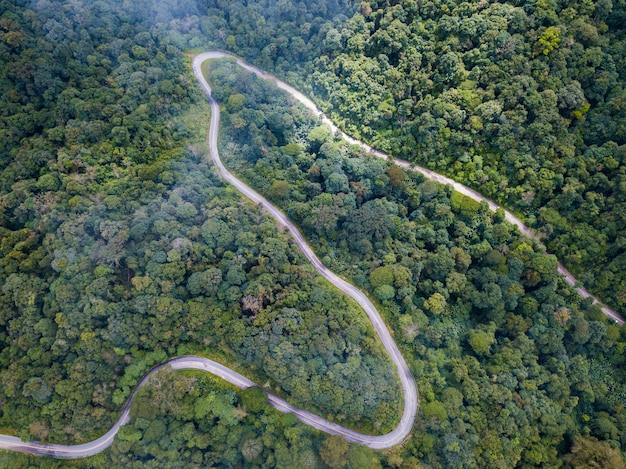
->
(198, 52, 623, 326)
(0, 51, 420, 458)
(2, 48, 622, 459)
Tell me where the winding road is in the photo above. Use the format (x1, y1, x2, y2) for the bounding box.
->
(193, 52, 623, 326)
(191, 52, 419, 450)
(0, 52, 419, 458)
(1, 48, 623, 460)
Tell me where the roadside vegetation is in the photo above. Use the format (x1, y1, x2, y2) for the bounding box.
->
(1, 0, 399, 466)
(206, 58, 626, 468)
(1, 0, 625, 467)
(210, 0, 626, 316)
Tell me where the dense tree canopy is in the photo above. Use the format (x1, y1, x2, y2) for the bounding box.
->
(186, 0, 626, 315)
(209, 58, 626, 467)
(0, 0, 398, 466)
(288, 0, 626, 315)
(2, 0, 626, 467)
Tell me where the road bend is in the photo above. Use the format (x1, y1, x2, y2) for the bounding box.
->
(193, 51, 623, 326)
(0, 52, 420, 459)
(4, 46, 623, 458)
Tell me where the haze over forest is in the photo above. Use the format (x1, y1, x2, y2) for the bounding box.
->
(1, 0, 626, 467)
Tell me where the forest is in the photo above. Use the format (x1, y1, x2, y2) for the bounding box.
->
(0, 0, 625, 467)
(207, 0, 626, 316)
(207, 57, 626, 467)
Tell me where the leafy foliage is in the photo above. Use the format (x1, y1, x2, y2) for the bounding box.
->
(210, 58, 626, 467)
(293, 0, 626, 315)
(0, 0, 401, 464)
(2, 0, 626, 467)
(201, 0, 626, 315)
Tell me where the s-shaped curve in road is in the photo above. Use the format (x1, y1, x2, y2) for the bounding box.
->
(193, 51, 624, 326)
(0, 53, 419, 459)
(4, 46, 624, 458)
(192, 51, 419, 448)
